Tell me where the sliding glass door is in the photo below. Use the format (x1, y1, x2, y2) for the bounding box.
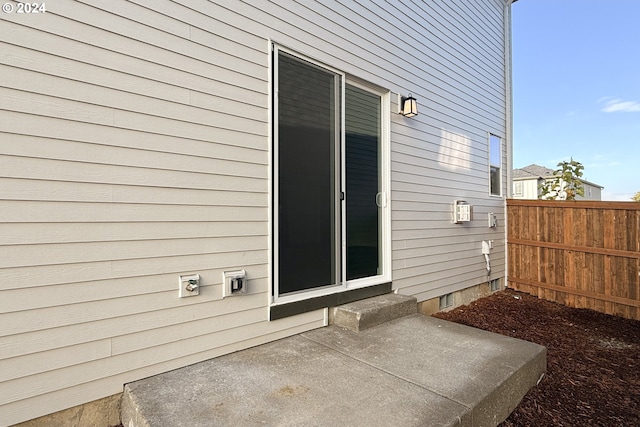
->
(276, 51, 341, 295)
(345, 84, 382, 281)
(274, 48, 387, 301)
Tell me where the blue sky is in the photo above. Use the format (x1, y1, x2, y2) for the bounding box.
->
(511, 0, 640, 200)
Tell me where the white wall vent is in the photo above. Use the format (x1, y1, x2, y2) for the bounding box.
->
(453, 200, 473, 223)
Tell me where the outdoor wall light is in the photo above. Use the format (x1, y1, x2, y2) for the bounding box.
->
(400, 94, 418, 117)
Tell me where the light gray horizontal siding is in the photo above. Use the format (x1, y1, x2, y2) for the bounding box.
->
(0, 66, 267, 128)
(0, 250, 268, 291)
(1, 110, 267, 161)
(0, 155, 266, 191)
(0, 0, 509, 424)
(0, 309, 323, 406)
(1, 1, 302, 424)
(0, 222, 266, 245)
(0, 178, 267, 207)
(0, 236, 268, 270)
(0, 291, 267, 359)
(0, 314, 322, 425)
(9, 144, 264, 179)
(2, 3, 267, 87)
(0, 264, 268, 313)
(0, 201, 267, 223)
(385, 0, 508, 302)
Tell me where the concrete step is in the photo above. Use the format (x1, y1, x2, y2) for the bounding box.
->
(121, 314, 546, 427)
(329, 293, 417, 331)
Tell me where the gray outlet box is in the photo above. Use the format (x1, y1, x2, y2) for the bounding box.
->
(223, 270, 246, 297)
(489, 212, 498, 228)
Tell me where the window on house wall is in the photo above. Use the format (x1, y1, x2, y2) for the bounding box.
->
(273, 47, 390, 303)
(489, 134, 502, 196)
(439, 293, 453, 310)
(513, 181, 523, 197)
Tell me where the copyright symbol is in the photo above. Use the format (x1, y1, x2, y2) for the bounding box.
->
(2, 3, 13, 13)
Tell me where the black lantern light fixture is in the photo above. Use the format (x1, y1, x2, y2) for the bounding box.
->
(400, 94, 418, 117)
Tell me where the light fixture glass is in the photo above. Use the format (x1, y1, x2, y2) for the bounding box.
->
(401, 94, 418, 117)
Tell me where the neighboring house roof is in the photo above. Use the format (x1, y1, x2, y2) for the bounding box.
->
(513, 164, 604, 189)
(512, 164, 554, 180)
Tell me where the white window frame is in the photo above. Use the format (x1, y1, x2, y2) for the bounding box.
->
(343, 79, 392, 292)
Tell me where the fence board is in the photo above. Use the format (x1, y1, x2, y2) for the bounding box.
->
(507, 199, 640, 321)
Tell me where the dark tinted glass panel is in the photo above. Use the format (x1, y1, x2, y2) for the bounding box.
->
(490, 134, 501, 196)
(278, 53, 338, 294)
(490, 166, 501, 195)
(345, 85, 380, 280)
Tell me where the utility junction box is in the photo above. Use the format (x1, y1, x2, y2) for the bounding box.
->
(179, 274, 200, 298)
(488, 212, 498, 228)
(223, 269, 247, 297)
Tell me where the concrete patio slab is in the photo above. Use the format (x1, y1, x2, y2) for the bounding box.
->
(122, 314, 546, 427)
(304, 315, 547, 426)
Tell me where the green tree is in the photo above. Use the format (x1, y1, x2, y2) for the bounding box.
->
(632, 192, 640, 202)
(539, 158, 585, 200)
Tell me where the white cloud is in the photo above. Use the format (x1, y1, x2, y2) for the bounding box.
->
(601, 99, 640, 113)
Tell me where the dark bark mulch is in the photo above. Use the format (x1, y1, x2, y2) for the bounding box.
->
(432, 288, 640, 426)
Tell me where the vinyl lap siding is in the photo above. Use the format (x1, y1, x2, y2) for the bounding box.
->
(0, 1, 324, 425)
(390, 0, 508, 300)
(0, 0, 509, 424)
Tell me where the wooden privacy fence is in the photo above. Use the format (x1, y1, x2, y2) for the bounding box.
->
(507, 199, 640, 321)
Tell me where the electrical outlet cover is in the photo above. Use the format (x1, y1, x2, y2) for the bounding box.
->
(223, 270, 246, 297)
(179, 274, 200, 298)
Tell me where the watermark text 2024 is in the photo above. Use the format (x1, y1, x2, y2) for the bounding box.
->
(2, 3, 46, 14)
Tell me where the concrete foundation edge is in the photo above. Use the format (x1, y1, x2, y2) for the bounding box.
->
(418, 280, 503, 316)
(10, 394, 122, 427)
